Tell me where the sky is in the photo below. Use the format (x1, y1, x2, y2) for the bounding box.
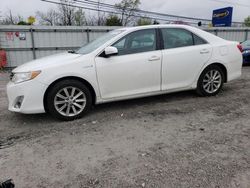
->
(0, 0, 250, 23)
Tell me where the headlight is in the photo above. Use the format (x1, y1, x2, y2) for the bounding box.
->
(11, 71, 41, 84)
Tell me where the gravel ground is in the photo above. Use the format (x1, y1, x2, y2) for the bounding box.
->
(0, 67, 250, 188)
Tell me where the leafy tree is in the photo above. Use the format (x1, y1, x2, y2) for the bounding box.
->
(137, 18, 152, 26)
(244, 16, 250, 27)
(74, 9, 86, 26)
(17, 21, 30, 25)
(27, 16, 36, 25)
(105, 15, 122, 26)
(115, 0, 141, 26)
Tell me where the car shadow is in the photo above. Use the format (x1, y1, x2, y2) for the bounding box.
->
(94, 90, 198, 113)
(12, 90, 198, 124)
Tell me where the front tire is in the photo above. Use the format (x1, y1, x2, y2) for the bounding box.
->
(196, 65, 225, 96)
(46, 79, 92, 121)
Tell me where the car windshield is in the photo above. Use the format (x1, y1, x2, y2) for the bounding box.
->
(76, 29, 125, 55)
(241, 40, 250, 49)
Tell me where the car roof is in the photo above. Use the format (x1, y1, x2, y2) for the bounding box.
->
(116, 24, 191, 31)
(116, 24, 226, 44)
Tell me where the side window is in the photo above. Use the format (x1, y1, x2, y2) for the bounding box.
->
(193, 34, 207, 45)
(161, 28, 194, 49)
(113, 38, 126, 50)
(112, 29, 156, 55)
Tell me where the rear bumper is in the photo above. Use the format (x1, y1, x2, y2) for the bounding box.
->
(7, 80, 47, 114)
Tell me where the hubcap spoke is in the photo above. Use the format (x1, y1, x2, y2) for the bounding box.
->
(72, 105, 77, 114)
(59, 104, 67, 112)
(55, 101, 66, 105)
(73, 92, 83, 100)
(210, 83, 214, 92)
(203, 82, 210, 89)
(75, 99, 86, 103)
(64, 88, 70, 97)
(56, 93, 67, 100)
(73, 102, 84, 109)
(66, 105, 70, 116)
(71, 88, 76, 97)
(213, 83, 218, 89)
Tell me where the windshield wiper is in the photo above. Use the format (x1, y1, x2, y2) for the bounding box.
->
(68, 50, 78, 54)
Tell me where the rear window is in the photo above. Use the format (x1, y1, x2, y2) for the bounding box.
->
(161, 28, 207, 49)
(193, 34, 207, 45)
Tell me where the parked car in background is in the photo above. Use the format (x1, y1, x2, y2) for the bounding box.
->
(7, 25, 242, 121)
(241, 40, 250, 65)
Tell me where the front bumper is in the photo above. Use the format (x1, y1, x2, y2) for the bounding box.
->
(7, 80, 47, 114)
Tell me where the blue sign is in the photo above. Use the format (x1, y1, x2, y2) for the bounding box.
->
(212, 7, 233, 27)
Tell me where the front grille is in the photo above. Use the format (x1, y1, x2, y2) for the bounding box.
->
(9, 72, 14, 80)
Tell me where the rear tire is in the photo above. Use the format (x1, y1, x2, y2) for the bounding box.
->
(196, 65, 225, 96)
(46, 79, 92, 121)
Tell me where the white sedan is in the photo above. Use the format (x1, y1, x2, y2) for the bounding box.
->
(7, 25, 242, 120)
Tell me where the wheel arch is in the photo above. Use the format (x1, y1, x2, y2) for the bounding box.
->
(201, 62, 228, 83)
(43, 76, 97, 112)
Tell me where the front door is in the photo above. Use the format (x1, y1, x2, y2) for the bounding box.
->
(95, 29, 162, 99)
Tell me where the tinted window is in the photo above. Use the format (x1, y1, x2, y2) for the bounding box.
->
(193, 34, 207, 45)
(161, 28, 194, 49)
(112, 29, 156, 55)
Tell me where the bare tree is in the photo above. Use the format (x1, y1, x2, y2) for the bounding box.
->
(86, 14, 107, 26)
(1, 10, 22, 25)
(0, 11, 3, 24)
(115, 0, 141, 26)
(36, 9, 60, 26)
(36, 3, 87, 26)
(5, 10, 16, 24)
(58, 0, 76, 26)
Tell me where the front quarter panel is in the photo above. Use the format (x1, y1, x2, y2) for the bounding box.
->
(36, 55, 101, 100)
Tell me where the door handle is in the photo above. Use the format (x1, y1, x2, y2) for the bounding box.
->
(200, 49, 210, 54)
(148, 56, 160, 61)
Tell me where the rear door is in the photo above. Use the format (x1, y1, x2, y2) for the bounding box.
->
(160, 28, 212, 90)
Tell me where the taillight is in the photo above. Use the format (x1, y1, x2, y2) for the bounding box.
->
(237, 44, 243, 52)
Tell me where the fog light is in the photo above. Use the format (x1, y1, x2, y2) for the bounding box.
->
(14, 96, 24, 109)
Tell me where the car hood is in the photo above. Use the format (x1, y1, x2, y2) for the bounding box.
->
(13, 52, 82, 72)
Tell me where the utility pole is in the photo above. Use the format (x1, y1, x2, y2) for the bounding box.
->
(97, 0, 100, 26)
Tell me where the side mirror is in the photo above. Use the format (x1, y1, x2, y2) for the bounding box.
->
(104, 46, 118, 57)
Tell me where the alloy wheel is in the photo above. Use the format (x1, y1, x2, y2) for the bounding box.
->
(202, 70, 222, 94)
(54, 86, 86, 117)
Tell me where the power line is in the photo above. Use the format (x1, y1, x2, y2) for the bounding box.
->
(76, 0, 212, 22)
(209, 0, 250, 8)
(74, 0, 244, 24)
(41, 0, 244, 26)
(42, 0, 199, 24)
(42, 0, 212, 24)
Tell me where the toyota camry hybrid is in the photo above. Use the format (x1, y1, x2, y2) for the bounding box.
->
(7, 25, 242, 120)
